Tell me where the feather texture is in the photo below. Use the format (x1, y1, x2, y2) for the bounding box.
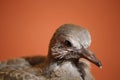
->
(0, 24, 101, 80)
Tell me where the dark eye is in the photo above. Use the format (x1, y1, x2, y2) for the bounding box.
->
(64, 40, 72, 47)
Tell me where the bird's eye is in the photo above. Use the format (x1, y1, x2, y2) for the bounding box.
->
(64, 40, 72, 47)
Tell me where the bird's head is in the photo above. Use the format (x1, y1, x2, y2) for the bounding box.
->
(48, 24, 102, 68)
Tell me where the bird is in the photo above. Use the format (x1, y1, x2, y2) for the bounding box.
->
(0, 24, 102, 80)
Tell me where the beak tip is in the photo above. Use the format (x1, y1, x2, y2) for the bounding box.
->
(97, 61, 102, 68)
(99, 66, 102, 69)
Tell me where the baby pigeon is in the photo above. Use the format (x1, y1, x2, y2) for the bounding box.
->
(0, 24, 102, 80)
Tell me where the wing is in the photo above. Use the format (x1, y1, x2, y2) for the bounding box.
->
(0, 56, 46, 69)
(0, 58, 31, 70)
(0, 56, 46, 80)
(0, 69, 41, 80)
(23, 56, 46, 66)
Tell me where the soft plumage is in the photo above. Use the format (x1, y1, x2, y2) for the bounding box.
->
(0, 24, 102, 80)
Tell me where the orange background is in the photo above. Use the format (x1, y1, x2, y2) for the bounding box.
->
(0, 0, 120, 80)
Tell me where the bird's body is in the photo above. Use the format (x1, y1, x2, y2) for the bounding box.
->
(0, 58, 93, 80)
(0, 24, 102, 80)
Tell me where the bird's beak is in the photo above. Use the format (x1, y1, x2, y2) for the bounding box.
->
(78, 47, 102, 68)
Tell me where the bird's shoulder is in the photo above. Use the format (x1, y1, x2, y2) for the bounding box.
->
(0, 55, 46, 69)
(0, 56, 47, 80)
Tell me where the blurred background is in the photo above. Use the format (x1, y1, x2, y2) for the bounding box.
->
(0, 0, 120, 80)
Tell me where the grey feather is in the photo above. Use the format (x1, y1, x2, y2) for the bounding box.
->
(0, 24, 102, 80)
